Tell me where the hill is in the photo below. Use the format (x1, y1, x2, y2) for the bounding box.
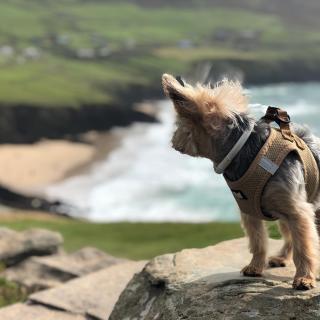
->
(1, 0, 320, 108)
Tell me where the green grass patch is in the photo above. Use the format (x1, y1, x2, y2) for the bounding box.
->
(0, 278, 27, 308)
(0, 217, 281, 260)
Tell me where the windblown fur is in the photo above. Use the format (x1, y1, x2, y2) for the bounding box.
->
(162, 73, 320, 290)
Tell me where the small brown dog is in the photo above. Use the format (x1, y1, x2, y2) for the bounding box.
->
(162, 73, 320, 290)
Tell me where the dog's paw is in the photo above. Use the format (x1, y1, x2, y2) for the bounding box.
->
(241, 265, 263, 277)
(268, 256, 287, 268)
(293, 276, 316, 290)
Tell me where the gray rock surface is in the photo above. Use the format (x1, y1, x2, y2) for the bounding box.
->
(110, 238, 320, 320)
(0, 228, 63, 266)
(0, 303, 86, 320)
(3, 247, 125, 292)
(30, 260, 146, 320)
(35, 246, 125, 276)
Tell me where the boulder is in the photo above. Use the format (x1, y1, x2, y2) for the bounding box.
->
(109, 238, 320, 320)
(29, 260, 146, 320)
(0, 303, 86, 320)
(0, 228, 63, 266)
(2, 247, 125, 292)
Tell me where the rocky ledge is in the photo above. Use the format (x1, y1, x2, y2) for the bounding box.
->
(110, 238, 320, 320)
(2, 234, 320, 319)
(0, 228, 146, 320)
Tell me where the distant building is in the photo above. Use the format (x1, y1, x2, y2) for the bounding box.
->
(214, 28, 234, 42)
(0, 45, 14, 58)
(124, 38, 136, 50)
(177, 39, 193, 49)
(98, 46, 111, 57)
(234, 30, 262, 50)
(56, 34, 70, 46)
(76, 48, 95, 59)
(23, 47, 41, 60)
(213, 28, 262, 50)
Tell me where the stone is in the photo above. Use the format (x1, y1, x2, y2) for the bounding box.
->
(109, 238, 320, 320)
(3, 247, 126, 292)
(0, 228, 63, 266)
(0, 303, 85, 320)
(38, 246, 126, 276)
(30, 260, 146, 320)
(3, 258, 64, 291)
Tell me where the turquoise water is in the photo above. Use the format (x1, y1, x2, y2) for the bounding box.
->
(45, 83, 320, 222)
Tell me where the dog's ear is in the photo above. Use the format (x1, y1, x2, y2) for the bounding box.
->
(162, 73, 198, 117)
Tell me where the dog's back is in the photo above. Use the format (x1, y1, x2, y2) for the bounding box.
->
(292, 123, 320, 170)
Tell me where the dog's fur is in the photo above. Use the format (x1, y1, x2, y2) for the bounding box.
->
(162, 73, 320, 290)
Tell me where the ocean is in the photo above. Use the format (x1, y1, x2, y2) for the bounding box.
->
(44, 83, 320, 222)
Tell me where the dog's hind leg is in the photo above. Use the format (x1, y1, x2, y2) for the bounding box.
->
(268, 220, 292, 268)
(240, 212, 267, 277)
(286, 201, 319, 290)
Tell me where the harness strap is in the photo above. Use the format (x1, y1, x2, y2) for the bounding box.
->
(262, 106, 304, 149)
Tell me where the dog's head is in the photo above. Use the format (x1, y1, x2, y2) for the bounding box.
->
(162, 73, 248, 159)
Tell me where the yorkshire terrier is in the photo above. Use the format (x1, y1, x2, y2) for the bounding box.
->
(162, 73, 320, 290)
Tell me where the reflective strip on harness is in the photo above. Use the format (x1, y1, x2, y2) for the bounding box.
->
(259, 156, 279, 175)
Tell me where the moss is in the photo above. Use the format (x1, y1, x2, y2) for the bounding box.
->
(0, 278, 27, 308)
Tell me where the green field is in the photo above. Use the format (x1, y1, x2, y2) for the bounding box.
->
(1, 0, 320, 106)
(0, 215, 280, 260)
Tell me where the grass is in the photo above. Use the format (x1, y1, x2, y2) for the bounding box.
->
(0, 0, 320, 106)
(0, 278, 27, 308)
(0, 2, 289, 48)
(0, 214, 280, 260)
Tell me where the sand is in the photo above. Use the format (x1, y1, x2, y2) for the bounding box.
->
(0, 131, 121, 193)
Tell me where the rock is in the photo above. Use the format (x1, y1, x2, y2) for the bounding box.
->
(0, 228, 63, 266)
(0, 303, 86, 320)
(3, 258, 64, 291)
(29, 260, 146, 320)
(109, 238, 320, 320)
(3, 247, 125, 292)
(37, 246, 126, 276)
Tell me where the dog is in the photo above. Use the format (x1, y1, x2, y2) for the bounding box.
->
(162, 73, 320, 290)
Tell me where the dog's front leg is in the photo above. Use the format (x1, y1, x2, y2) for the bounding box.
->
(240, 212, 267, 277)
(286, 201, 319, 290)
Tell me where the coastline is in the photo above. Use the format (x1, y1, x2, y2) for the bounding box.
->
(0, 78, 318, 220)
(0, 101, 159, 197)
(0, 130, 122, 194)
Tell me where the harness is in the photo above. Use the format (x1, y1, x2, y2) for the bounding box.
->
(222, 107, 320, 221)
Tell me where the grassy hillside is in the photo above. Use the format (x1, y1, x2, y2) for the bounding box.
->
(0, 213, 281, 260)
(1, 0, 320, 107)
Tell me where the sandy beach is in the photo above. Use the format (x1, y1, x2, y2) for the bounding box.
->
(0, 130, 121, 193)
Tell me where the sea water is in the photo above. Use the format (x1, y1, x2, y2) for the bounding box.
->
(45, 83, 320, 222)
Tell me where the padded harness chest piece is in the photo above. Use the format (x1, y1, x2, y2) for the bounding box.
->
(224, 106, 319, 221)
